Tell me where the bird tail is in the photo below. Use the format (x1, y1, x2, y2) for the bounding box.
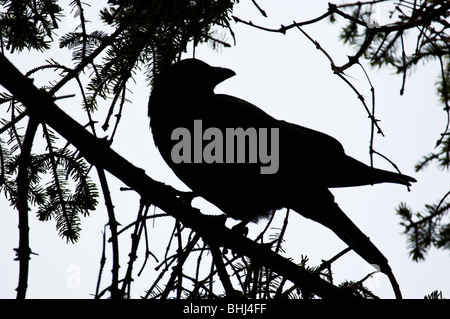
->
(328, 156, 417, 188)
(291, 192, 402, 298)
(370, 167, 416, 186)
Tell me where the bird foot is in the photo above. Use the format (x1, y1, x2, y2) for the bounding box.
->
(231, 221, 249, 237)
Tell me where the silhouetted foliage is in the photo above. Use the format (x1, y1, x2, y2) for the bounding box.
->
(0, 0, 62, 52)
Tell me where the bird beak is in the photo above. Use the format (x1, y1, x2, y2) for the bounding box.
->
(212, 67, 236, 86)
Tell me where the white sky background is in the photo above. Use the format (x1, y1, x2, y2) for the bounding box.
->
(0, 0, 449, 298)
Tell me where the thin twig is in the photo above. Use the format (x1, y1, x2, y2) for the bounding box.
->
(209, 245, 237, 297)
(97, 168, 121, 298)
(295, 25, 384, 137)
(160, 233, 200, 299)
(317, 247, 352, 273)
(357, 62, 377, 166)
(232, 10, 332, 35)
(15, 118, 39, 299)
(94, 225, 107, 299)
(0, 112, 28, 135)
(250, 0, 267, 17)
(120, 202, 149, 297)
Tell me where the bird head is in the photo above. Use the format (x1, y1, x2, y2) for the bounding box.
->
(153, 58, 236, 94)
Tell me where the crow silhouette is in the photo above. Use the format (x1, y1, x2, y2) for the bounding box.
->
(148, 58, 416, 298)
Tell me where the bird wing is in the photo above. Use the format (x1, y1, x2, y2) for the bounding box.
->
(158, 92, 413, 189)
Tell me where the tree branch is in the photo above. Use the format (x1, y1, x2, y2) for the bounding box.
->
(0, 53, 357, 299)
(15, 117, 39, 299)
(96, 168, 121, 299)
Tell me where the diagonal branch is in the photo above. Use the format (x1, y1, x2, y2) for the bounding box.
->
(0, 53, 358, 299)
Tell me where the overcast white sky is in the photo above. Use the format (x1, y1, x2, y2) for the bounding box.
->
(0, 0, 449, 299)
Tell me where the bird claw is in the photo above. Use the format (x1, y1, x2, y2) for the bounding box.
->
(231, 221, 249, 237)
